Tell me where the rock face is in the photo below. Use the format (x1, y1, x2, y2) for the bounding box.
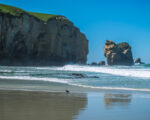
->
(0, 5, 88, 65)
(104, 40, 134, 66)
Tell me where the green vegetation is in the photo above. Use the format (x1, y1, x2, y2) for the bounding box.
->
(29, 12, 58, 21)
(0, 4, 59, 21)
(0, 4, 25, 16)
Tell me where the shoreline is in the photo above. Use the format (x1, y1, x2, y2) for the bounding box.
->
(0, 77, 150, 94)
(1, 89, 150, 120)
(0, 84, 150, 95)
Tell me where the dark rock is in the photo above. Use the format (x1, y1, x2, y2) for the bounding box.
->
(0, 6, 88, 66)
(135, 58, 141, 64)
(88, 76, 99, 78)
(98, 61, 105, 65)
(135, 58, 145, 64)
(71, 73, 99, 78)
(104, 40, 134, 66)
(91, 62, 97, 65)
(72, 73, 86, 78)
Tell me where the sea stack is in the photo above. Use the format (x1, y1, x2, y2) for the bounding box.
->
(135, 58, 145, 64)
(104, 40, 134, 66)
(0, 4, 88, 65)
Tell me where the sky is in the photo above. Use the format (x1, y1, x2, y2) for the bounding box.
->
(0, 0, 150, 63)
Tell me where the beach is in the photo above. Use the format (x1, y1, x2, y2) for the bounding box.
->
(0, 64, 150, 120)
(1, 89, 150, 120)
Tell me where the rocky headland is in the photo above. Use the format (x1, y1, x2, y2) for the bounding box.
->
(104, 40, 134, 66)
(0, 4, 88, 66)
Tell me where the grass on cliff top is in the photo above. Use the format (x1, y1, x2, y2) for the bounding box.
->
(29, 12, 58, 21)
(0, 4, 25, 16)
(0, 4, 59, 21)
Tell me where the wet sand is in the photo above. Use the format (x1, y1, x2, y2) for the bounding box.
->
(0, 90, 150, 120)
(0, 90, 87, 120)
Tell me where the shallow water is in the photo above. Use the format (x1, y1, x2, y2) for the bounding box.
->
(76, 92, 150, 120)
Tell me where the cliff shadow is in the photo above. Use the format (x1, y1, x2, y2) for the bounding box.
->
(0, 90, 87, 120)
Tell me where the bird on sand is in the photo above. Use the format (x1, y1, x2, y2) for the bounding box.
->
(65, 89, 70, 94)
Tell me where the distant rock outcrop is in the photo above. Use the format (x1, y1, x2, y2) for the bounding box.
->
(104, 40, 134, 66)
(91, 62, 97, 65)
(89, 61, 105, 66)
(135, 58, 145, 64)
(0, 4, 88, 65)
(98, 61, 105, 65)
(135, 58, 141, 64)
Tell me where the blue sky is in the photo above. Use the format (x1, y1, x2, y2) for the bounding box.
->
(1, 0, 150, 63)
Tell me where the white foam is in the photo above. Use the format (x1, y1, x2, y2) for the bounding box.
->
(0, 70, 12, 72)
(0, 76, 68, 84)
(69, 83, 150, 92)
(55, 65, 150, 78)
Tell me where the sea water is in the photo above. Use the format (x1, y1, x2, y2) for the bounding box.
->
(0, 64, 150, 92)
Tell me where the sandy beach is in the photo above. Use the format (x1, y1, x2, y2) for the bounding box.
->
(0, 65, 150, 120)
(1, 89, 150, 120)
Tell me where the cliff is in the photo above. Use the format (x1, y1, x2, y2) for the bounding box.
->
(0, 4, 88, 65)
(104, 40, 134, 66)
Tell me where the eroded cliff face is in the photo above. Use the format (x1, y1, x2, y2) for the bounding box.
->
(104, 40, 134, 66)
(0, 12, 88, 65)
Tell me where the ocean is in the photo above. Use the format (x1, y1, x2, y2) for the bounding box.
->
(0, 64, 150, 92)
